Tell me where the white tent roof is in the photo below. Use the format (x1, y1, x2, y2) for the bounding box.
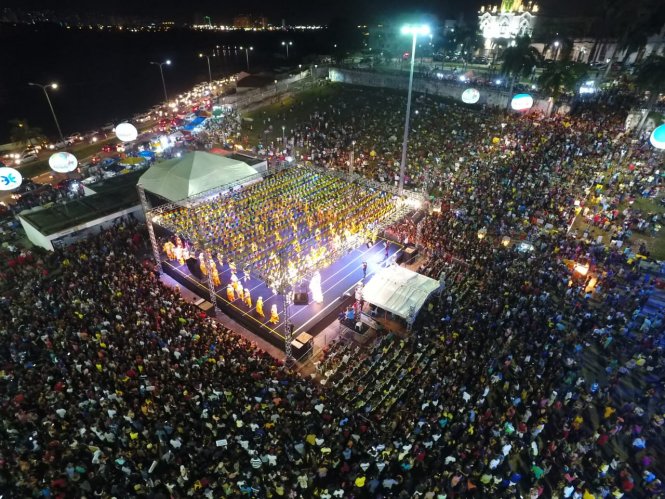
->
(138, 151, 258, 202)
(362, 265, 439, 319)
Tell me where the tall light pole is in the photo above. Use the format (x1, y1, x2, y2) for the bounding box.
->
(282, 40, 293, 58)
(398, 24, 430, 195)
(239, 46, 253, 71)
(28, 82, 65, 146)
(199, 53, 214, 85)
(149, 59, 172, 102)
(349, 140, 356, 176)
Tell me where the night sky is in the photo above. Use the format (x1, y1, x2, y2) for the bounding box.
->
(3, 0, 597, 24)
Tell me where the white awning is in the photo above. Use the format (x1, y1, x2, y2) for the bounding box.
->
(362, 264, 439, 319)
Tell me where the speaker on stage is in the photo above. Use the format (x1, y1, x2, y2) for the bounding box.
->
(186, 257, 203, 279)
(293, 292, 309, 305)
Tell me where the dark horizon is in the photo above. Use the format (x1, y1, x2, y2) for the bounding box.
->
(1, 0, 599, 25)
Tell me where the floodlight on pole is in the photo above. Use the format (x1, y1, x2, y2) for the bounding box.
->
(28, 82, 66, 147)
(400, 24, 431, 36)
(199, 53, 214, 85)
(282, 40, 293, 58)
(397, 24, 430, 195)
(150, 59, 172, 102)
(240, 46, 253, 71)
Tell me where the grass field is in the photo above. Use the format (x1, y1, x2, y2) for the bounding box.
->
(240, 82, 458, 148)
(631, 197, 665, 260)
(572, 196, 665, 261)
(241, 84, 372, 146)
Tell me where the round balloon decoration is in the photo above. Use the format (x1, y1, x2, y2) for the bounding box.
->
(0, 166, 23, 191)
(649, 124, 665, 150)
(511, 93, 534, 111)
(115, 122, 138, 142)
(48, 152, 78, 173)
(461, 88, 480, 104)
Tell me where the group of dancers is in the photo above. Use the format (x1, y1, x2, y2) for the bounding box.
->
(162, 236, 281, 326)
(155, 168, 393, 285)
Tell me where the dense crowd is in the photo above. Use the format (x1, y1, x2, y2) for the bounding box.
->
(1, 86, 664, 498)
(249, 87, 660, 254)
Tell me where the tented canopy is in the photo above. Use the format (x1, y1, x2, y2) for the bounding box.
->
(138, 151, 258, 202)
(362, 265, 439, 319)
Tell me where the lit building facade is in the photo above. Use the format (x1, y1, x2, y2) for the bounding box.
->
(479, 0, 665, 65)
(478, 0, 538, 50)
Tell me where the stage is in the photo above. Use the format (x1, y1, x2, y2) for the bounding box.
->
(162, 239, 403, 351)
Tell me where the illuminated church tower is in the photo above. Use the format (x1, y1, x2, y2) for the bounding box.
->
(478, 0, 538, 50)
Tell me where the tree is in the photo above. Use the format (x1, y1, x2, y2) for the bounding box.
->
(456, 25, 485, 64)
(598, 0, 665, 77)
(8, 119, 43, 148)
(538, 61, 589, 105)
(500, 36, 542, 98)
(633, 55, 665, 133)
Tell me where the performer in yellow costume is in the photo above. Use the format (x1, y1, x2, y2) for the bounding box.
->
(211, 264, 221, 287)
(269, 304, 279, 324)
(256, 296, 265, 318)
(244, 288, 252, 308)
(226, 283, 235, 302)
(236, 280, 244, 300)
(198, 252, 208, 276)
(163, 241, 175, 260)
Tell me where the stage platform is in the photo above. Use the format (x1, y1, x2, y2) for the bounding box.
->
(163, 239, 403, 351)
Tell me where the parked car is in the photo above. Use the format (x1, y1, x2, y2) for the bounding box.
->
(81, 175, 100, 185)
(10, 179, 40, 199)
(133, 112, 152, 123)
(48, 140, 67, 150)
(65, 133, 83, 145)
(14, 152, 38, 166)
